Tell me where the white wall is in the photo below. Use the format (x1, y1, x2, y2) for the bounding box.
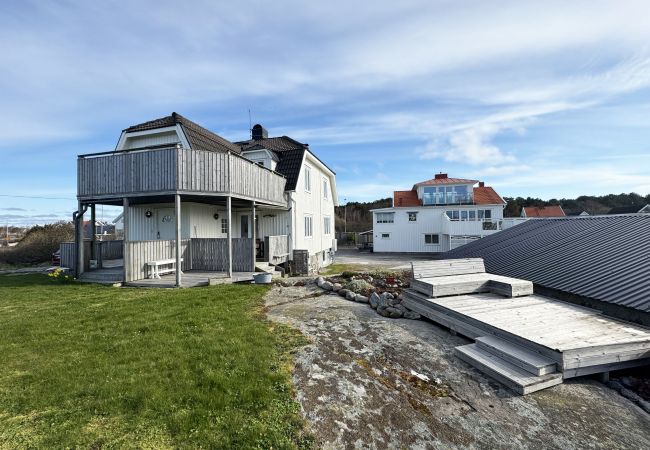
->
(372, 205, 504, 253)
(290, 152, 336, 265)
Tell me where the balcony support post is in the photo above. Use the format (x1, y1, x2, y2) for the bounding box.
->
(175, 194, 182, 287)
(227, 196, 232, 278)
(122, 197, 129, 283)
(251, 201, 256, 271)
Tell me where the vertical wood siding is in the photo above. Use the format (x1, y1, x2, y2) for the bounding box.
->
(264, 235, 290, 264)
(124, 239, 190, 282)
(190, 238, 253, 272)
(78, 148, 287, 206)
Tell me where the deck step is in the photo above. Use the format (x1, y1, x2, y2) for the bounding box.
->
(455, 344, 563, 395)
(402, 293, 486, 339)
(475, 336, 557, 376)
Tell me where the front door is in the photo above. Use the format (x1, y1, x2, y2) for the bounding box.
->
(240, 215, 249, 238)
(157, 208, 176, 240)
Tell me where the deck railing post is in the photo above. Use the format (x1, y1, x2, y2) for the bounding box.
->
(251, 201, 256, 271)
(90, 204, 96, 262)
(227, 196, 232, 278)
(175, 194, 182, 287)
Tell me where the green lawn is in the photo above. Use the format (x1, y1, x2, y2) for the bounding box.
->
(0, 275, 311, 449)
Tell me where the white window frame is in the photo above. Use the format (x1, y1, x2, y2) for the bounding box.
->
(376, 212, 395, 223)
(221, 218, 228, 234)
(323, 177, 329, 200)
(381, 233, 391, 239)
(424, 234, 439, 245)
(323, 216, 332, 235)
(304, 215, 313, 238)
(407, 212, 418, 222)
(304, 165, 312, 193)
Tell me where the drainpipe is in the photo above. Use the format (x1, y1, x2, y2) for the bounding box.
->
(73, 203, 88, 278)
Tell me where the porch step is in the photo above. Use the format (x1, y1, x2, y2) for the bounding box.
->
(455, 344, 563, 395)
(475, 336, 557, 376)
(255, 262, 281, 278)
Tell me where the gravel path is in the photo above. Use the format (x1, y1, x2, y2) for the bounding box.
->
(265, 283, 650, 450)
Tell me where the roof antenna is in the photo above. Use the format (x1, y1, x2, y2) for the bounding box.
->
(248, 109, 252, 139)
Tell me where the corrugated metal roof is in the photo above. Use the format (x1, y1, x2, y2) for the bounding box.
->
(446, 215, 650, 312)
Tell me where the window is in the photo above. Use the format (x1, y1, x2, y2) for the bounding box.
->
(424, 234, 440, 244)
(381, 233, 390, 239)
(221, 218, 228, 234)
(484, 209, 492, 219)
(478, 210, 485, 219)
(461, 210, 468, 221)
(304, 166, 312, 192)
(376, 212, 395, 223)
(445, 210, 459, 220)
(324, 216, 331, 235)
(304, 215, 313, 237)
(469, 210, 476, 221)
(323, 178, 329, 199)
(408, 212, 418, 222)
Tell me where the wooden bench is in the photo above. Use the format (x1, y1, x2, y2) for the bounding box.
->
(146, 258, 183, 279)
(410, 258, 533, 298)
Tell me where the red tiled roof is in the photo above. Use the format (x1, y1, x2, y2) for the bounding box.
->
(523, 205, 566, 217)
(473, 186, 505, 205)
(415, 177, 479, 186)
(393, 190, 421, 207)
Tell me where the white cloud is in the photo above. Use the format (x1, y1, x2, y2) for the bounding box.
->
(419, 124, 516, 164)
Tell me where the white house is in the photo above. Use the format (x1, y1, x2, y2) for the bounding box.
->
(66, 113, 337, 285)
(372, 173, 522, 252)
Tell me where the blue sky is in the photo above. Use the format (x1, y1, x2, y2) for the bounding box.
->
(1, 0, 650, 225)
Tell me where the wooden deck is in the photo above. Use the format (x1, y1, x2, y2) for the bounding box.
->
(403, 290, 650, 391)
(125, 270, 256, 288)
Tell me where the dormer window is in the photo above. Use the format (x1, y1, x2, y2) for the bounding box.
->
(422, 185, 472, 205)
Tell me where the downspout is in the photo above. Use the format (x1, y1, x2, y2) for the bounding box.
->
(73, 203, 89, 278)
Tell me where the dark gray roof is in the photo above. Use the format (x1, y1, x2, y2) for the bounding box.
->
(446, 215, 650, 312)
(607, 204, 648, 214)
(124, 112, 241, 154)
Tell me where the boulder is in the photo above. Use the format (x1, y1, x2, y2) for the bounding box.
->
(395, 303, 408, 313)
(388, 296, 401, 307)
(321, 281, 333, 291)
(316, 276, 325, 287)
(332, 283, 342, 292)
(386, 307, 403, 319)
(339, 289, 350, 298)
(346, 290, 357, 301)
(377, 306, 390, 317)
(355, 294, 369, 303)
(369, 292, 380, 309)
(403, 311, 421, 320)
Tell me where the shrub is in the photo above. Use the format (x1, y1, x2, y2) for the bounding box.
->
(47, 268, 74, 283)
(345, 279, 374, 294)
(0, 222, 74, 265)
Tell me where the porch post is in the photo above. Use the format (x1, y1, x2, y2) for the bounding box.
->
(227, 196, 232, 277)
(76, 201, 84, 278)
(251, 201, 256, 271)
(122, 198, 129, 283)
(175, 194, 182, 287)
(90, 204, 96, 260)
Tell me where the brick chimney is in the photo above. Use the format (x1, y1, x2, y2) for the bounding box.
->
(478, 181, 485, 187)
(434, 173, 448, 180)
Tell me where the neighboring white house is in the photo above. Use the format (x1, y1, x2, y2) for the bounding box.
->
(372, 173, 523, 252)
(69, 113, 337, 284)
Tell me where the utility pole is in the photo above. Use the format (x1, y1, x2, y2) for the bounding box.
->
(344, 198, 347, 233)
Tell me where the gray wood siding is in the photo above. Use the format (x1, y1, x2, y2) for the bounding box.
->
(264, 235, 290, 264)
(78, 148, 286, 206)
(124, 239, 190, 282)
(190, 238, 253, 272)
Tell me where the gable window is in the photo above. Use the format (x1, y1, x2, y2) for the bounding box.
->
(324, 216, 332, 235)
(424, 234, 440, 245)
(304, 166, 312, 192)
(376, 212, 395, 223)
(221, 218, 228, 234)
(323, 178, 329, 200)
(381, 233, 390, 239)
(408, 212, 418, 222)
(304, 215, 313, 237)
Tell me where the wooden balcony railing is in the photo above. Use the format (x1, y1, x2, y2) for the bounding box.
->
(77, 146, 287, 206)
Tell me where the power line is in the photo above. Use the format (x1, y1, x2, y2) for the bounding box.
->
(0, 194, 76, 201)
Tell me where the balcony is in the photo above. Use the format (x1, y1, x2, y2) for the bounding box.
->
(77, 146, 287, 206)
(422, 192, 473, 205)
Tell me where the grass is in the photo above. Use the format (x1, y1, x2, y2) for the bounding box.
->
(319, 262, 384, 275)
(0, 274, 311, 449)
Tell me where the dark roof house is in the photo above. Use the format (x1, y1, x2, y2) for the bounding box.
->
(447, 215, 650, 324)
(607, 204, 650, 214)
